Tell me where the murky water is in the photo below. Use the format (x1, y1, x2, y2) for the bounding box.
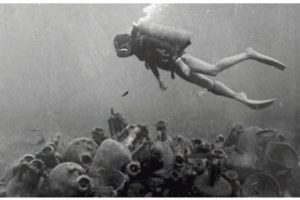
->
(0, 4, 299, 174)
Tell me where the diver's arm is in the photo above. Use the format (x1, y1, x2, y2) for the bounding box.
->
(149, 64, 167, 91)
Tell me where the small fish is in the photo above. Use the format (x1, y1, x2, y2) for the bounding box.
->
(122, 91, 129, 97)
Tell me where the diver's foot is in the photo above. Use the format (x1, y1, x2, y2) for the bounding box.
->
(246, 47, 287, 71)
(239, 92, 276, 110)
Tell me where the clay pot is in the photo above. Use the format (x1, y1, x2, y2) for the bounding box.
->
(224, 146, 257, 182)
(36, 144, 61, 170)
(265, 141, 299, 171)
(151, 141, 174, 175)
(6, 159, 45, 197)
(91, 168, 126, 197)
(0, 153, 35, 185)
(91, 128, 107, 146)
(224, 124, 244, 147)
(92, 139, 132, 171)
(63, 137, 98, 168)
(241, 172, 280, 197)
(47, 162, 91, 197)
(236, 127, 282, 157)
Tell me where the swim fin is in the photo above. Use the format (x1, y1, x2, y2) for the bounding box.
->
(239, 92, 276, 110)
(246, 47, 286, 71)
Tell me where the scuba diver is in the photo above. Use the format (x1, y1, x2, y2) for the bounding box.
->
(113, 22, 286, 110)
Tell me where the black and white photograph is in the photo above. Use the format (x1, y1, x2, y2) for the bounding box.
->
(0, 3, 299, 197)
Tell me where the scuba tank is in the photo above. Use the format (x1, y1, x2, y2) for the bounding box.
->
(132, 21, 192, 56)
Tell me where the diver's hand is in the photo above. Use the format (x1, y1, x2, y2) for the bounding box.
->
(158, 81, 168, 91)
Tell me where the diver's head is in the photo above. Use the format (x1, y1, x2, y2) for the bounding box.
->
(113, 34, 134, 57)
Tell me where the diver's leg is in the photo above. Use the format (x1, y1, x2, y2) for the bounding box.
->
(174, 69, 275, 110)
(209, 81, 276, 110)
(185, 73, 243, 103)
(212, 47, 287, 72)
(181, 48, 286, 76)
(181, 53, 250, 76)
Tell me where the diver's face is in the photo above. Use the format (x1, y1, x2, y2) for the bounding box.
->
(115, 42, 133, 57)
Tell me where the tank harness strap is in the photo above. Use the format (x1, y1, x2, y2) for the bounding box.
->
(170, 57, 176, 79)
(171, 70, 175, 79)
